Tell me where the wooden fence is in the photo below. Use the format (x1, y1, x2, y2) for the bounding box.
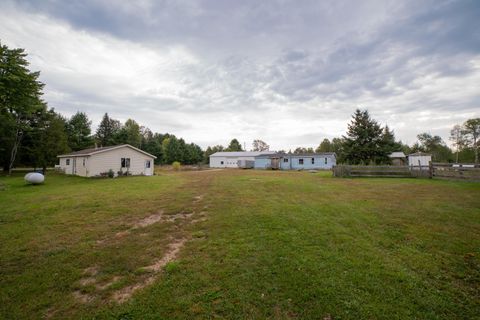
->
(333, 163, 480, 181)
(431, 163, 480, 181)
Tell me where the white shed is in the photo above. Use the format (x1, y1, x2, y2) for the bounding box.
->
(209, 151, 276, 168)
(408, 152, 432, 167)
(57, 144, 156, 177)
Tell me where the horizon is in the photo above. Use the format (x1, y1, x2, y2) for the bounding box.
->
(1, 0, 479, 150)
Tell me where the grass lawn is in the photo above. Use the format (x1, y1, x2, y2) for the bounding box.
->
(0, 170, 479, 319)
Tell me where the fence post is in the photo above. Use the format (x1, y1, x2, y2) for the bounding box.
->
(429, 161, 433, 179)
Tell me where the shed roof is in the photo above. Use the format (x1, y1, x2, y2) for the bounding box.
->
(57, 144, 157, 158)
(389, 152, 406, 158)
(408, 152, 432, 157)
(210, 151, 276, 157)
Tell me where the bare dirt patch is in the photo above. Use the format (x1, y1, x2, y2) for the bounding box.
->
(96, 276, 123, 290)
(193, 194, 205, 202)
(163, 212, 193, 222)
(73, 291, 94, 304)
(133, 211, 164, 228)
(144, 238, 187, 272)
(114, 230, 130, 238)
(83, 266, 99, 276)
(112, 237, 187, 303)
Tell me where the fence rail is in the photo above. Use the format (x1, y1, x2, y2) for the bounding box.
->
(333, 163, 480, 181)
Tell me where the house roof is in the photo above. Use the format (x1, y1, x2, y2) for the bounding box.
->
(57, 144, 157, 159)
(389, 151, 406, 158)
(408, 152, 432, 157)
(210, 151, 276, 157)
(256, 152, 337, 158)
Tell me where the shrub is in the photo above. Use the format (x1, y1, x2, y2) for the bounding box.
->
(172, 161, 181, 171)
(107, 169, 115, 178)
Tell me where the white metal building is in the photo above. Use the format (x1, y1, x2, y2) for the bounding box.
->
(408, 152, 432, 167)
(57, 144, 156, 177)
(209, 151, 276, 168)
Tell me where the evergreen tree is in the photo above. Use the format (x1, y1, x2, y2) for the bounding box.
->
(142, 132, 165, 164)
(380, 125, 402, 163)
(66, 111, 93, 151)
(95, 113, 121, 146)
(162, 136, 183, 164)
(226, 139, 243, 151)
(343, 109, 385, 164)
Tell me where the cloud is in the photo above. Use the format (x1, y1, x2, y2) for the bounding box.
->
(1, 0, 479, 150)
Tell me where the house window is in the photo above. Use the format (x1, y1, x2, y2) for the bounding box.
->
(121, 158, 131, 168)
(66, 159, 70, 165)
(299, 159, 304, 165)
(220, 161, 224, 165)
(283, 158, 288, 163)
(83, 159, 86, 167)
(146, 160, 151, 168)
(325, 157, 328, 164)
(311, 158, 315, 164)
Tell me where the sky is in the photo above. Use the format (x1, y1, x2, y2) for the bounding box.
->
(1, 0, 479, 150)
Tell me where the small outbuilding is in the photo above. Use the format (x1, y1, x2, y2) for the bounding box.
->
(408, 152, 432, 167)
(57, 144, 156, 177)
(389, 151, 407, 166)
(254, 153, 336, 170)
(209, 151, 276, 168)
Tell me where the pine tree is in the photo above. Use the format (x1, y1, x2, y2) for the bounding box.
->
(66, 111, 93, 151)
(343, 109, 385, 164)
(95, 113, 121, 146)
(226, 139, 243, 151)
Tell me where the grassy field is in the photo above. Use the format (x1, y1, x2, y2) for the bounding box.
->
(0, 170, 479, 319)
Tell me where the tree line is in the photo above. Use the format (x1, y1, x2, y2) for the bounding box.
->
(0, 42, 203, 173)
(2, 42, 479, 174)
(306, 110, 479, 164)
(231, 110, 478, 165)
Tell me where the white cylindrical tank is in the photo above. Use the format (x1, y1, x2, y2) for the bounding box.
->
(25, 172, 45, 184)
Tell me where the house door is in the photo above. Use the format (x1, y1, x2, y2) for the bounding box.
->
(72, 158, 76, 174)
(145, 160, 152, 176)
(271, 158, 280, 170)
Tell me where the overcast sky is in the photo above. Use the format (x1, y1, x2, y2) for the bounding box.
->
(1, 0, 479, 150)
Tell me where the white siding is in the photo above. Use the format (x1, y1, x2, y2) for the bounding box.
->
(210, 156, 258, 168)
(58, 146, 155, 177)
(408, 155, 431, 166)
(88, 147, 154, 177)
(58, 157, 72, 174)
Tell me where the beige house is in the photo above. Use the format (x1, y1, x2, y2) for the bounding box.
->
(57, 144, 156, 177)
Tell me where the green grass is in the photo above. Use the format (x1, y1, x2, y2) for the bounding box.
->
(0, 170, 479, 319)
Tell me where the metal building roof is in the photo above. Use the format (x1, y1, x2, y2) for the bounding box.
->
(210, 151, 276, 157)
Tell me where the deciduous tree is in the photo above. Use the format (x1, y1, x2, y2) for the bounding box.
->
(252, 139, 269, 152)
(0, 42, 47, 173)
(463, 118, 480, 164)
